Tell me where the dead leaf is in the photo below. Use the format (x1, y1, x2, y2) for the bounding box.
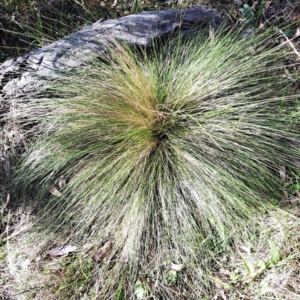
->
(234, 0, 242, 6)
(48, 245, 77, 257)
(264, 1, 271, 9)
(249, 46, 256, 55)
(220, 255, 228, 262)
(219, 268, 231, 276)
(93, 240, 112, 261)
(170, 285, 179, 293)
(171, 263, 184, 272)
(237, 245, 251, 253)
(58, 176, 66, 189)
(279, 165, 286, 182)
(281, 190, 288, 201)
(111, 0, 118, 8)
(212, 289, 228, 300)
(47, 185, 62, 197)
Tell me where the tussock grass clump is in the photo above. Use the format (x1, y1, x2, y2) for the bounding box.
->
(12, 28, 300, 298)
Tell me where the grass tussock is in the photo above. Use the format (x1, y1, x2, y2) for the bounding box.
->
(8, 27, 300, 299)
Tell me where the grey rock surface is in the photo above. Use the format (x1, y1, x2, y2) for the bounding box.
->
(0, 6, 222, 180)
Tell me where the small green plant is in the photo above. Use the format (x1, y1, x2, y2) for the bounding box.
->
(239, 4, 255, 22)
(114, 289, 124, 300)
(165, 270, 178, 285)
(230, 238, 282, 288)
(239, 1, 268, 37)
(134, 280, 147, 299)
(268, 239, 280, 265)
(10, 26, 300, 298)
(239, 2, 266, 25)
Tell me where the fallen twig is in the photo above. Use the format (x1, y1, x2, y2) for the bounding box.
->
(279, 29, 300, 60)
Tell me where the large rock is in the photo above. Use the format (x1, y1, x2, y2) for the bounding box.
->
(0, 6, 222, 181)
